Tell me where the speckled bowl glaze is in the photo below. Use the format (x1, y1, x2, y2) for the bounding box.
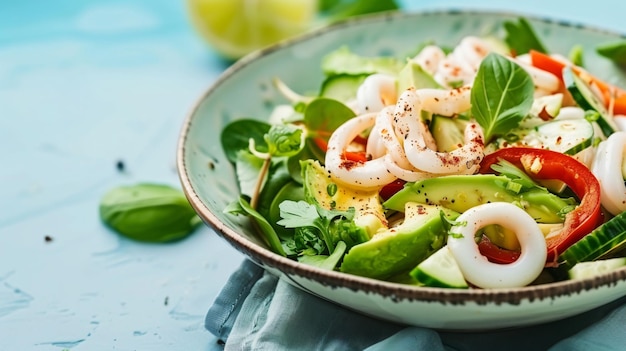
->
(178, 10, 626, 330)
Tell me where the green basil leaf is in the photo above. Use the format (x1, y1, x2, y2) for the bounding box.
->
(503, 17, 548, 55)
(99, 183, 201, 242)
(471, 53, 534, 142)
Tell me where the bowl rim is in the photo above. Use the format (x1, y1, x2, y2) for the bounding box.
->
(177, 8, 626, 305)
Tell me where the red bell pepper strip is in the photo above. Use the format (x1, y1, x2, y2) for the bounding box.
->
(478, 236, 522, 264)
(312, 137, 368, 163)
(379, 179, 407, 201)
(529, 50, 626, 115)
(479, 147, 603, 265)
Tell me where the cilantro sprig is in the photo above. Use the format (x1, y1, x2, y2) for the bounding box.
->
(277, 200, 356, 253)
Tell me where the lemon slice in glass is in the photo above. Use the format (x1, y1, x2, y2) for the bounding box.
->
(187, 0, 318, 59)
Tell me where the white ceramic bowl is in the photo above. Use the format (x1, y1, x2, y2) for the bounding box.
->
(177, 10, 626, 330)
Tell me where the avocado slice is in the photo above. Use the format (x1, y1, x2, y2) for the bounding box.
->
(396, 60, 441, 93)
(340, 203, 458, 279)
(301, 159, 386, 239)
(384, 174, 575, 224)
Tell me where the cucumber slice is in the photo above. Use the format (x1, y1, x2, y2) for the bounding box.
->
(568, 257, 626, 280)
(530, 93, 563, 120)
(410, 246, 468, 289)
(559, 211, 626, 269)
(535, 118, 594, 155)
(319, 74, 368, 103)
(563, 66, 618, 137)
(494, 118, 594, 156)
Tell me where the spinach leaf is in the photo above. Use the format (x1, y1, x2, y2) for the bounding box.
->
(100, 183, 201, 242)
(228, 196, 287, 256)
(304, 97, 356, 138)
(471, 53, 534, 142)
(235, 150, 265, 198)
(221, 119, 270, 163)
(596, 40, 626, 66)
(503, 17, 548, 55)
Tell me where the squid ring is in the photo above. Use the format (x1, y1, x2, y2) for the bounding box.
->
(591, 131, 626, 215)
(447, 202, 547, 289)
(325, 113, 397, 189)
(356, 73, 397, 113)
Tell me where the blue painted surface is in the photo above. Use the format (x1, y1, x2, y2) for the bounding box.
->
(0, 0, 624, 349)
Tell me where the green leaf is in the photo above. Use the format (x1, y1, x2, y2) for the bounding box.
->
(268, 181, 304, 239)
(277, 200, 354, 253)
(596, 40, 626, 66)
(323, 0, 399, 22)
(569, 44, 585, 67)
(264, 124, 304, 157)
(304, 97, 356, 138)
(277, 200, 321, 228)
(470, 53, 534, 142)
(99, 183, 201, 242)
(221, 119, 270, 163)
(298, 241, 347, 270)
(237, 196, 287, 256)
(503, 17, 548, 55)
(235, 150, 265, 198)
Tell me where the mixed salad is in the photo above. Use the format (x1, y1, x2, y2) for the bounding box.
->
(220, 17, 626, 289)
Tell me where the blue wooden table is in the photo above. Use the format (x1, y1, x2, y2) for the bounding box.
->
(1, 1, 624, 349)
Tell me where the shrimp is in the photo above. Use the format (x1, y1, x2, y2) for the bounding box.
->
(447, 202, 547, 289)
(591, 131, 626, 215)
(394, 89, 485, 174)
(356, 73, 397, 113)
(325, 112, 397, 189)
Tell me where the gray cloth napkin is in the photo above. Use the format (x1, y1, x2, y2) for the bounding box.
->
(206, 259, 626, 351)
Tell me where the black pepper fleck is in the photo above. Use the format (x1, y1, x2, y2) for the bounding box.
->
(116, 160, 125, 172)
